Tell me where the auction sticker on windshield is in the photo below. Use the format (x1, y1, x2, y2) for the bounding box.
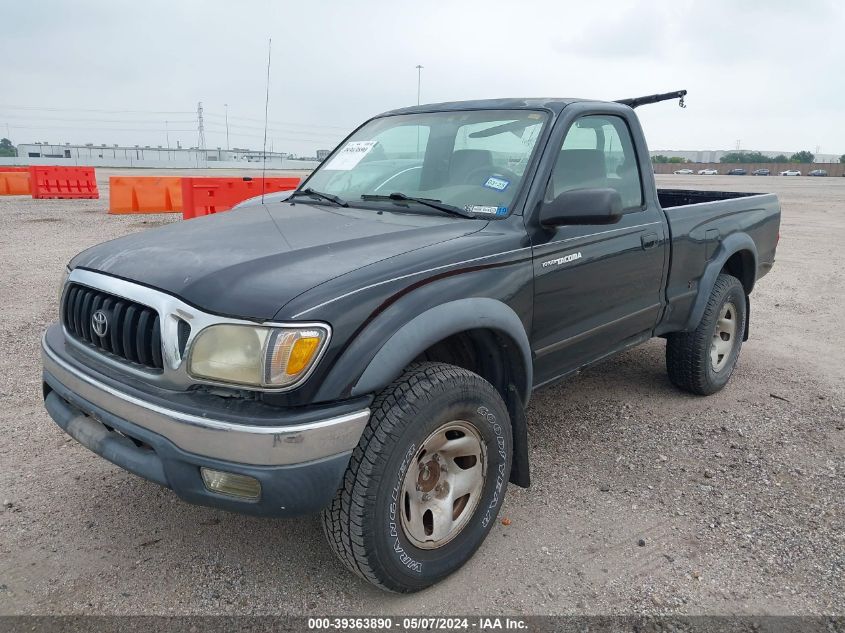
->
(324, 141, 378, 170)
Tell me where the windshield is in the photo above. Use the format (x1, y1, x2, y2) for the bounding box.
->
(303, 109, 548, 217)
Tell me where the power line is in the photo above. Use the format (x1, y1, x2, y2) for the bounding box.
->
(204, 111, 350, 130)
(0, 104, 194, 115)
(205, 128, 338, 144)
(0, 113, 196, 124)
(2, 105, 340, 150)
(6, 124, 194, 132)
(5, 121, 333, 146)
(204, 120, 341, 139)
(204, 122, 340, 141)
(0, 103, 352, 131)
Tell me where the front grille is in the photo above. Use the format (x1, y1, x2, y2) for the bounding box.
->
(62, 283, 164, 370)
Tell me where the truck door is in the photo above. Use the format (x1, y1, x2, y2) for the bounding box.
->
(528, 110, 667, 386)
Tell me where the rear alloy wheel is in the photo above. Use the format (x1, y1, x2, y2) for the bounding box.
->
(666, 273, 747, 395)
(321, 362, 512, 592)
(710, 301, 738, 372)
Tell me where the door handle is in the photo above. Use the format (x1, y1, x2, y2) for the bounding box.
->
(641, 232, 658, 250)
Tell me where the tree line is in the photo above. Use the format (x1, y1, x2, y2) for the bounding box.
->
(0, 138, 17, 157)
(652, 151, 845, 164)
(720, 151, 816, 164)
(650, 155, 690, 164)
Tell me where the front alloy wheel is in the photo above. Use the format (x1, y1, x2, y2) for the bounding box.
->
(322, 362, 512, 592)
(400, 420, 486, 549)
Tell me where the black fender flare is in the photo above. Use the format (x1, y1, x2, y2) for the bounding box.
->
(314, 298, 534, 487)
(683, 232, 757, 332)
(351, 297, 533, 404)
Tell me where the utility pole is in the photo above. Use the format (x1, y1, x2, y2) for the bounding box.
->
(196, 101, 206, 166)
(224, 103, 230, 151)
(165, 120, 170, 148)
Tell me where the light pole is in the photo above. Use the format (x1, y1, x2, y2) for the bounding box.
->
(224, 103, 230, 151)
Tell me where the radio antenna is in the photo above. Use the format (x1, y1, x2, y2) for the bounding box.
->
(261, 37, 272, 203)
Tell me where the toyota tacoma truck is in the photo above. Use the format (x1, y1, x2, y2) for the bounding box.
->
(42, 91, 780, 592)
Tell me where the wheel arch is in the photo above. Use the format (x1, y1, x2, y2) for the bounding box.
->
(721, 249, 755, 295)
(321, 297, 533, 488)
(683, 233, 757, 332)
(351, 298, 532, 405)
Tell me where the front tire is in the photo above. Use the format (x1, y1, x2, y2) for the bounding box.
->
(321, 362, 512, 592)
(666, 273, 747, 395)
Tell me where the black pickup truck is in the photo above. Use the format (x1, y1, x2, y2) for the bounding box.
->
(42, 93, 780, 592)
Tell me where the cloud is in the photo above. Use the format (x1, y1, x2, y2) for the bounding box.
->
(551, 5, 672, 59)
(1, 0, 843, 155)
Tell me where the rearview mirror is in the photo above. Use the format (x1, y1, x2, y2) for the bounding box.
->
(540, 188, 623, 227)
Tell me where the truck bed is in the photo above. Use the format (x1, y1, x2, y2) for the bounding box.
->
(658, 188, 762, 208)
(655, 189, 781, 335)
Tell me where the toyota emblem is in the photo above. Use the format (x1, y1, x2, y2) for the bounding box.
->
(91, 310, 109, 338)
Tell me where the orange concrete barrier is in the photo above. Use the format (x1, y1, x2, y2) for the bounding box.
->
(30, 166, 98, 199)
(0, 171, 32, 195)
(181, 176, 300, 219)
(109, 176, 182, 214)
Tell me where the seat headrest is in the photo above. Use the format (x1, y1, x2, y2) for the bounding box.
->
(551, 149, 607, 197)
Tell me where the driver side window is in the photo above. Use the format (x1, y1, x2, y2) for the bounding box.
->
(548, 115, 643, 210)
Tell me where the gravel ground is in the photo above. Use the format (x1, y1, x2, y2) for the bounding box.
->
(0, 170, 842, 616)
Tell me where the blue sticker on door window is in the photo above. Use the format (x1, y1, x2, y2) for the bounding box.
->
(483, 176, 510, 192)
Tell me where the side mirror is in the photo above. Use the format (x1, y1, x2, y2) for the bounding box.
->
(540, 188, 623, 227)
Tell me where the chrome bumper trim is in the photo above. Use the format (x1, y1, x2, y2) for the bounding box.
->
(42, 334, 369, 466)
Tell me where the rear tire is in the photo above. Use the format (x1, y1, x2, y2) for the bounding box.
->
(321, 362, 512, 592)
(666, 273, 747, 395)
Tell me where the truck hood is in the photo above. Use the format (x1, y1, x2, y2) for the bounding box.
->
(71, 202, 485, 320)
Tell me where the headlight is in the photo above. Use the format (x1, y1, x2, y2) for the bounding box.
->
(187, 324, 329, 389)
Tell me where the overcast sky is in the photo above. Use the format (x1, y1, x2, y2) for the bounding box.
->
(2, 0, 843, 157)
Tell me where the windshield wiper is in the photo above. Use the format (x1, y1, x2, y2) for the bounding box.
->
(360, 192, 475, 219)
(289, 187, 348, 207)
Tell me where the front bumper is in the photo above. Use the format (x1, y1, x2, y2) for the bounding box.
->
(41, 324, 370, 517)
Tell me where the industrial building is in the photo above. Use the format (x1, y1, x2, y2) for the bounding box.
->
(6, 143, 318, 169)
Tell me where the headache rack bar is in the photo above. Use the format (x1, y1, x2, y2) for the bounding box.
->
(615, 90, 687, 109)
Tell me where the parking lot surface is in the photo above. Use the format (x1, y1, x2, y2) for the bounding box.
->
(0, 171, 842, 615)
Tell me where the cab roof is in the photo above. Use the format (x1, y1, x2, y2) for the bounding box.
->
(379, 98, 594, 117)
